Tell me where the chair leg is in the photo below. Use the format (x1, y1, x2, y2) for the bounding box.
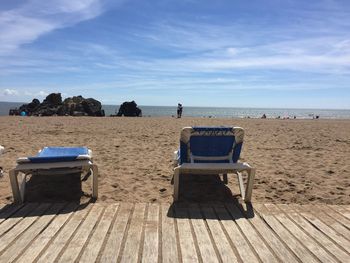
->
(19, 173, 27, 202)
(91, 164, 98, 199)
(9, 169, 22, 204)
(245, 168, 255, 202)
(223, 174, 228, 184)
(236, 172, 245, 201)
(173, 167, 180, 201)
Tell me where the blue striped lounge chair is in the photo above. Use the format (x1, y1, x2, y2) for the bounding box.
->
(173, 126, 255, 202)
(9, 147, 98, 204)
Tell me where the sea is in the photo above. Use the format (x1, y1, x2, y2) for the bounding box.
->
(1, 101, 350, 119)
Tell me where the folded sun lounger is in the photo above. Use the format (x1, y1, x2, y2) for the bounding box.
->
(173, 126, 255, 202)
(9, 147, 98, 203)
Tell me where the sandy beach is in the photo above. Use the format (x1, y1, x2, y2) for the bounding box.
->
(0, 116, 349, 205)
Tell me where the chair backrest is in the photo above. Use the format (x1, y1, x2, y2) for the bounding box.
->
(179, 126, 244, 164)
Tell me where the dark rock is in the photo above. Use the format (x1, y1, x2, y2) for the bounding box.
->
(72, 111, 87, 116)
(12, 93, 105, 117)
(17, 98, 41, 115)
(9, 108, 20, 115)
(82, 98, 105, 116)
(42, 93, 62, 106)
(60, 96, 85, 116)
(28, 99, 40, 110)
(117, 101, 142, 117)
(60, 96, 104, 116)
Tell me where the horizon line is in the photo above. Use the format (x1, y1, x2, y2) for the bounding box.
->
(1, 100, 349, 111)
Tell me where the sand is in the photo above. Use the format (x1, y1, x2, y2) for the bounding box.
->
(0, 116, 349, 205)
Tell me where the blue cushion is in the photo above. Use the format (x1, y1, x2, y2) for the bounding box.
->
(28, 147, 89, 163)
(190, 136, 234, 157)
(179, 126, 243, 164)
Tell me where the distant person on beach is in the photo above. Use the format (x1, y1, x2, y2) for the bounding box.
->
(261, 113, 266, 119)
(177, 103, 183, 118)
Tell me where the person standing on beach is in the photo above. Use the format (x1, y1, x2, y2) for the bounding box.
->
(177, 103, 183, 118)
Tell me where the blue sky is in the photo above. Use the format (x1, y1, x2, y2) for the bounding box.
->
(0, 0, 350, 108)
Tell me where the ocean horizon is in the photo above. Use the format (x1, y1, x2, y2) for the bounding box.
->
(1, 101, 350, 119)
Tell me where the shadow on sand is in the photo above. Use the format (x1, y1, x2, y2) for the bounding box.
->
(0, 172, 95, 218)
(167, 174, 255, 220)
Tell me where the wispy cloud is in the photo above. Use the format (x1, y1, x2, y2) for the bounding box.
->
(0, 0, 123, 55)
(1, 88, 50, 98)
(3, 89, 19, 96)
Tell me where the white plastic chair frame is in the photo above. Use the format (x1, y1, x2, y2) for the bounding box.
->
(9, 151, 98, 204)
(173, 161, 255, 202)
(173, 127, 255, 202)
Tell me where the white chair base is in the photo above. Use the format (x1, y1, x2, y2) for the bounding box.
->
(9, 160, 98, 204)
(173, 162, 255, 202)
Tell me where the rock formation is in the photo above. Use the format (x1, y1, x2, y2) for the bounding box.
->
(12, 93, 105, 117)
(116, 101, 142, 117)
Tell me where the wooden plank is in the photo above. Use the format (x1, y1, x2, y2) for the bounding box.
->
(247, 205, 298, 262)
(0, 203, 35, 235)
(328, 205, 350, 221)
(187, 204, 218, 263)
(316, 205, 350, 231)
(226, 203, 278, 263)
(174, 203, 199, 263)
(161, 203, 178, 263)
(120, 203, 146, 263)
(0, 203, 49, 254)
(79, 204, 119, 263)
(254, 204, 318, 263)
(265, 204, 337, 263)
(57, 204, 104, 262)
(0, 203, 66, 262)
(36, 203, 92, 263)
(99, 203, 133, 262)
(278, 204, 350, 263)
(293, 204, 350, 254)
(3, 202, 349, 263)
(310, 205, 350, 239)
(200, 205, 239, 263)
(214, 204, 259, 263)
(15, 203, 78, 263)
(142, 203, 160, 263)
(0, 204, 12, 219)
(0, 204, 24, 225)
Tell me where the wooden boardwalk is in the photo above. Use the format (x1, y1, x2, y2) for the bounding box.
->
(0, 202, 349, 262)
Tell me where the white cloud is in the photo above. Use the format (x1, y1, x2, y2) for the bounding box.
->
(37, 91, 49, 97)
(3, 88, 19, 96)
(23, 90, 51, 97)
(0, 0, 123, 55)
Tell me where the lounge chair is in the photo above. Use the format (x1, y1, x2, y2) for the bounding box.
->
(9, 147, 98, 204)
(173, 126, 255, 202)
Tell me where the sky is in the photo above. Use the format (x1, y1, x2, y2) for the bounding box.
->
(0, 0, 350, 109)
